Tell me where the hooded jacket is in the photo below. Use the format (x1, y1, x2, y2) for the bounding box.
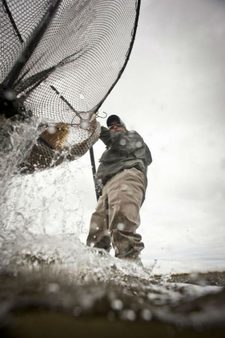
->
(97, 126, 152, 185)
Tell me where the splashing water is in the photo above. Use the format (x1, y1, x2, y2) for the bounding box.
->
(0, 117, 147, 278)
(0, 118, 225, 333)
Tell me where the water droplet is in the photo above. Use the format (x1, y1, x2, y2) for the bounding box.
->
(79, 93, 85, 100)
(111, 299, 123, 310)
(47, 126, 56, 134)
(81, 294, 94, 309)
(91, 222, 97, 229)
(120, 139, 126, 146)
(47, 283, 60, 293)
(121, 309, 136, 321)
(117, 223, 125, 231)
(136, 141, 142, 148)
(80, 120, 89, 129)
(141, 308, 152, 321)
(4, 89, 16, 101)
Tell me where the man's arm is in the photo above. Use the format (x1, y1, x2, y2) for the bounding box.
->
(99, 126, 112, 147)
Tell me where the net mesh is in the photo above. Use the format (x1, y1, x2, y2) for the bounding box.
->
(0, 0, 140, 172)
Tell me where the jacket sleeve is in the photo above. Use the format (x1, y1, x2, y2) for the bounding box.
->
(99, 126, 112, 147)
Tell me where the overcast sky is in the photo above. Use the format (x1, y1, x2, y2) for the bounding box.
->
(5, 0, 225, 274)
(85, 0, 225, 272)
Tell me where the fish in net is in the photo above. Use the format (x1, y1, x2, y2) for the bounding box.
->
(0, 0, 141, 172)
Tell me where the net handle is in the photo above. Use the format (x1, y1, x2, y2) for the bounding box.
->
(89, 146, 101, 200)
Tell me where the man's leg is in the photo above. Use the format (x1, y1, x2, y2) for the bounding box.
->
(86, 189, 111, 251)
(106, 168, 146, 259)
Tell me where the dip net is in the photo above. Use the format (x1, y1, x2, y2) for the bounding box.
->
(0, 0, 140, 172)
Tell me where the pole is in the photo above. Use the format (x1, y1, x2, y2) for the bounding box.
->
(89, 146, 100, 200)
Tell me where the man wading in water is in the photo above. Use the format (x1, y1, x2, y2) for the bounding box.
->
(86, 114, 152, 265)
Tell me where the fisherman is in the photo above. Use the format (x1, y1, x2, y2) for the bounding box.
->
(86, 114, 152, 264)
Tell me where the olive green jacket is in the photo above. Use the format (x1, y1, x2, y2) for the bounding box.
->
(97, 126, 152, 185)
